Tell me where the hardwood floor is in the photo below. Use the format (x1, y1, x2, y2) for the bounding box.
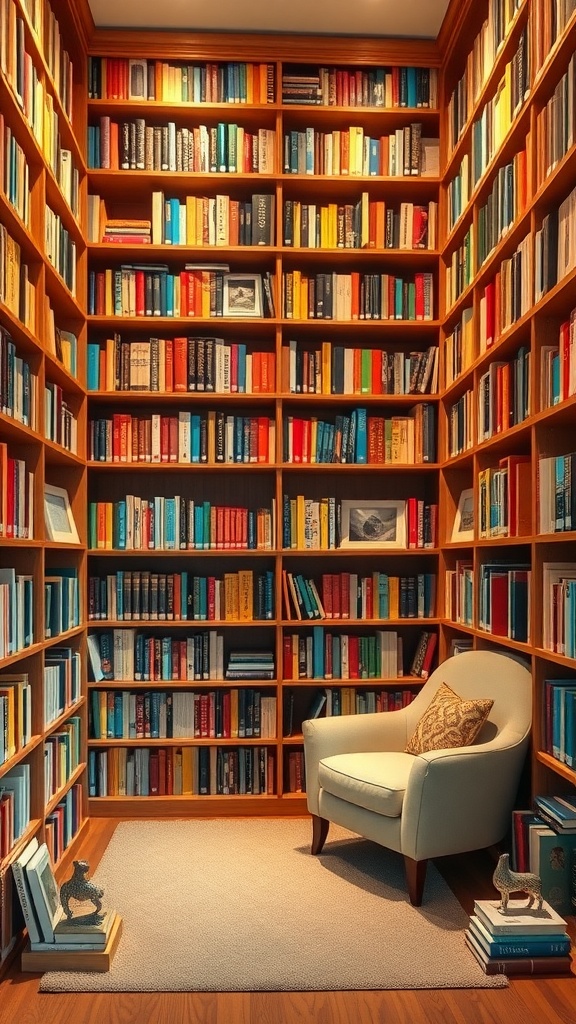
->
(1, 818, 575, 1024)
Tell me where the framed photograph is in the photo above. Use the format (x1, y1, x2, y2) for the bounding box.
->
(44, 484, 80, 544)
(223, 273, 263, 318)
(452, 487, 474, 542)
(340, 500, 407, 549)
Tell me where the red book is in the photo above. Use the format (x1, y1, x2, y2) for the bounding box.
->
(407, 497, 418, 548)
(321, 573, 334, 618)
(257, 416, 269, 462)
(158, 749, 167, 795)
(230, 343, 239, 392)
(489, 572, 509, 636)
(149, 751, 159, 794)
(371, 348, 383, 395)
(348, 635, 359, 678)
(165, 748, 174, 795)
(160, 417, 170, 462)
(173, 337, 188, 392)
(291, 416, 303, 462)
(415, 273, 425, 319)
(340, 572, 350, 619)
(419, 632, 437, 679)
(135, 270, 145, 316)
(164, 339, 174, 391)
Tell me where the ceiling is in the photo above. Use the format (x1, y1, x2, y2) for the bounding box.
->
(87, 0, 450, 39)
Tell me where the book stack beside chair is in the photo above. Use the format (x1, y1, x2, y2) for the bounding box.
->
(465, 898, 572, 976)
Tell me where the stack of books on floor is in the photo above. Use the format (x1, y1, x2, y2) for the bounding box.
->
(465, 898, 572, 976)
(12, 838, 122, 971)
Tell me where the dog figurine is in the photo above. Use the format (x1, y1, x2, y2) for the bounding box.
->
(492, 852, 543, 912)
(59, 859, 104, 921)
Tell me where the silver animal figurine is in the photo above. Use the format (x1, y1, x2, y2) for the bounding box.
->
(59, 859, 104, 921)
(492, 852, 543, 913)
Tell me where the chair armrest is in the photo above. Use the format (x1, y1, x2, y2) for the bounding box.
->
(303, 709, 409, 814)
(401, 738, 529, 860)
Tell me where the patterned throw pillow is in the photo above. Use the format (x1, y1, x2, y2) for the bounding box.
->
(405, 682, 494, 755)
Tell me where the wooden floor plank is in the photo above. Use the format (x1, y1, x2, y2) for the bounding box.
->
(0, 818, 574, 1024)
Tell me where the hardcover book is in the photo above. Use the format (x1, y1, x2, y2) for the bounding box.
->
(473, 898, 567, 935)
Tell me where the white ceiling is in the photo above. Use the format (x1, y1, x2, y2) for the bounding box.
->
(87, 0, 450, 39)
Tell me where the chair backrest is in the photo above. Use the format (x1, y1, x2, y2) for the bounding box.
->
(404, 650, 532, 747)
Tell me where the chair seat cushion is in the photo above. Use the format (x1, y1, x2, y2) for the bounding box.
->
(318, 751, 416, 817)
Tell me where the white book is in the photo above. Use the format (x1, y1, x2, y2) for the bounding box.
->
(474, 898, 567, 935)
(12, 837, 42, 944)
(25, 843, 60, 943)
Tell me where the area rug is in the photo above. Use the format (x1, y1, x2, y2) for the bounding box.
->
(40, 818, 507, 991)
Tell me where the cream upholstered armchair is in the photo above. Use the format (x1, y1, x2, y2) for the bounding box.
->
(302, 650, 532, 905)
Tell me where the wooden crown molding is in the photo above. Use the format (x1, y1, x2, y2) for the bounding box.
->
(88, 28, 441, 66)
(60, 0, 95, 52)
(436, 0, 473, 61)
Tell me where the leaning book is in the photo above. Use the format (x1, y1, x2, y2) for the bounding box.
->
(473, 898, 567, 935)
(11, 838, 43, 944)
(24, 843, 61, 942)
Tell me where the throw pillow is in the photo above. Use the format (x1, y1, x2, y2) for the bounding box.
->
(405, 682, 494, 755)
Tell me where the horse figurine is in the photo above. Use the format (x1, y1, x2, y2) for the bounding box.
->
(59, 859, 104, 921)
(492, 853, 543, 913)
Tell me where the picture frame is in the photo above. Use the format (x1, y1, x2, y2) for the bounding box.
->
(44, 484, 80, 544)
(339, 499, 407, 549)
(451, 487, 474, 542)
(223, 273, 263, 318)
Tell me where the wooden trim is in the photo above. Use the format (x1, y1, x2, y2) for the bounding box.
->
(436, 0, 473, 60)
(61, 0, 95, 52)
(88, 29, 441, 65)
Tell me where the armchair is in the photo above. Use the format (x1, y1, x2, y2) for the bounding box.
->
(303, 650, 532, 905)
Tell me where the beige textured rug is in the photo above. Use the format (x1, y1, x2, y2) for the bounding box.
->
(40, 818, 507, 991)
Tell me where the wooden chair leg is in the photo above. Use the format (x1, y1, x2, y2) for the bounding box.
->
(404, 856, 427, 906)
(311, 815, 330, 854)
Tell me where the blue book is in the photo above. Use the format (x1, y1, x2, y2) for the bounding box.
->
(406, 67, 417, 108)
(87, 343, 100, 390)
(355, 407, 367, 463)
(217, 122, 227, 171)
(237, 344, 247, 393)
(469, 916, 570, 957)
(170, 197, 180, 244)
(369, 137, 379, 175)
(164, 198, 172, 243)
(395, 277, 403, 319)
(165, 497, 176, 550)
(114, 691, 123, 737)
(378, 573, 389, 619)
(190, 415, 201, 462)
(88, 750, 97, 796)
(165, 272, 174, 317)
(313, 626, 324, 678)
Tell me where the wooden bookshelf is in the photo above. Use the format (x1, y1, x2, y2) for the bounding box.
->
(439, 0, 576, 805)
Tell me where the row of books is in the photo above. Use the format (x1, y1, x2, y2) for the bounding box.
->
(44, 648, 81, 727)
(0, 762, 30, 859)
(88, 498, 275, 552)
(0, 442, 34, 540)
(44, 783, 82, 867)
(445, 561, 474, 627)
(87, 335, 275, 394)
(476, 150, 528, 267)
(0, 568, 34, 659)
(283, 271, 435, 321)
(87, 265, 276, 319)
(514, 796, 576, 908)
(21, 0, 74, 118)
(283, 406, 436, 464)
(0, 327, 38, 431)
(281, 65, 438, 109)
(45, 300, 78, 379)
(447, 388, 474, 457)
(283, 125, 437, 178)
(446, 154, 470, 233)
(540, 305, 576, 408)
(542, 561, 576, 657)
(88, 119, 276, 174)
(0, 225, 35, 327)
(88, 744, 274, 797)
(283, 199, 437, 252)
(538, 452, 576, 534)
(86, 572, 266, 625)
(283, 342, 438, 396)
(89, 412, 275, 465)
(445, 225, 474, 310)
(44, 715, 81, 802)
(532, 0, 576, 77)
(87, 56, 275, 103)
(478, 235, 533, 351)
(87, 626, 277, 686)
(282, 628, 433, 681)
(534, 183, 576, 304)
(542, 681, 576, 767)
(44, 569, 80, 640)
(0, 113, 30, 227)
(89, 688, 277, 740)
(1, 2, 52, 159)
(282, 491, 438, 551)
(469, 27, 530, 187)
(535, 52, 576, 186)
(477, 347, 530, 441)
(301, 686, 417, 722)
(446, 0, 523, 151)
(478, 563, 530, 642)
(444, 307, 473, 386)
(477, 455, 531, 538)
(144, 191, 274, 248)
(283, 569, 437, 622)
(0, 667, 31, 767)
(45, 381, 77, 453)
(44, 206, 76, 295)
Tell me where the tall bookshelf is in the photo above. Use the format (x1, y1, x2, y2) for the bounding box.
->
(81, 33, 442, 814)
(439, 0, 576, 803)
(0, 0, 89, 969)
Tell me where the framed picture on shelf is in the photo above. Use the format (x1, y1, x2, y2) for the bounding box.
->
(339, 500, 407, 549)
(44, 484, 80, 544)
(452, 487, 474, 542)
(223, 273, 263, 317)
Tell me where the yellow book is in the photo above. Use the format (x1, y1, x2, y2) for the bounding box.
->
(238, 569, 253, 621)
(230, 688, 239, 737)
(185, 195, 196, 245)
(105, 337, 115, 391)
(389, 576, 400, 619)
(201, 271, 211, 318)
(319, 498, 329, 549)
(99, 691, 107, 737)
(310, 417, 318, 463)
(321, 341, 331, 394)
(207, 409, 216, 462)
(293, 269, 302, 320)
(181, 746, 194, 794)
(296, 494, 305, 549)
(320, 205, 329, 248)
